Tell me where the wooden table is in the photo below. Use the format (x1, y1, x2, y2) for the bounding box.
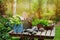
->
(9, 27, 55, 40)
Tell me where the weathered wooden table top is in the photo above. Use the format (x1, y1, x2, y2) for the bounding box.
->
(9, 27, 55, 39)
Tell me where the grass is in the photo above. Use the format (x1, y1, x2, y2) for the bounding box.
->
(54, 26, 60, 40)
(11, 26, 60, 40)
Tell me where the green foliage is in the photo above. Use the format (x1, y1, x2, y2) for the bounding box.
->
(0, 16, 12, 40)
(39, 19, 54, 27)
(31, 0, 39, 12)
(10, 15, 22, 25)
(32, 18, 53, 27)
(32, 19, 40, 26)
(0, 1, 12, 39)
(39, 19, 49, 26)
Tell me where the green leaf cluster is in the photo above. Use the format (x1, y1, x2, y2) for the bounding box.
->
(0, 16, 12, 40)
(32, 19, 53, 27)
(32, 19, 40, 26)
(39, 19, 49, 26)
(10, 15, 22, 25)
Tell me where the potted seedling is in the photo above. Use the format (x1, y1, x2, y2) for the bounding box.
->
(43, 20, 54, 30)
(10, 15, 23, 33)
(37, 19, 43, 30)
(32, 19, 44, 31)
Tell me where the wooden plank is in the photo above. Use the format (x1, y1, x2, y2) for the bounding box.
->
(22, 32, 29, 34)
(46, 30, 51, 36)
(51, 28, 55, 36)
(9, 30, 13, 33)
(41, 30, 46, 36)
(36, 31, 41, 35)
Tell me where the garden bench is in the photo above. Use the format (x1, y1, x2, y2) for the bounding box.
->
(9, 27, 55, 40)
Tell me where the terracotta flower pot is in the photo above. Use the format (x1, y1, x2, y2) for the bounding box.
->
(37, 24, 43, 30)
(44, 25, 54, 30)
